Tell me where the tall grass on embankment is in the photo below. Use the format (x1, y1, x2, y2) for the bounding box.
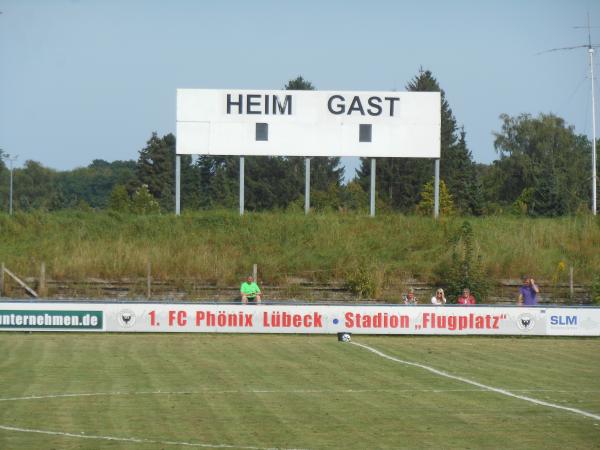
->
(0, 210, 598, 287)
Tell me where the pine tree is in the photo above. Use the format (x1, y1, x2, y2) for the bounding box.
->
(468, 172, 485, 216)
(194, 155, 239, 209)
(284, 76, 315, 90)
(356, 68, 476, 213)
(136, 133, 175, 211)
(530, 162, 567, 216)
(445, 128, 480, 214)
(136, 133, 198, 211)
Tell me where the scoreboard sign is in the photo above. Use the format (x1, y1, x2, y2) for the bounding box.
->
(176, 89, 441, 158)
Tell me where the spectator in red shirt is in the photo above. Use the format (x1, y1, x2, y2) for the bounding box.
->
(457, 288, 476, 305)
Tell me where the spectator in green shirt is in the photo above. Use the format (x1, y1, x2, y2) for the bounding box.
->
(240, 276, 262, 304)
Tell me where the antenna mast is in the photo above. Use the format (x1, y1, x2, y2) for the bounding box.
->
(541, 14, 599, 214)
(577, 13, 597, 215)
(587, 15, 598, 215)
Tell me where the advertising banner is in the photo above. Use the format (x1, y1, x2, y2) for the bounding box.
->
(1, 302, 599, 336)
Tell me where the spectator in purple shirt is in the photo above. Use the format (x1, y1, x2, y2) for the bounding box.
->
(518, 276, 540, 305)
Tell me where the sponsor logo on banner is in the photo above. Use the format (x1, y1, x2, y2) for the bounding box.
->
(0, 310, 103, 330)
(118, 309, 136, 328)
(550, 315, 578, 326)
(517, 313, 535, 331)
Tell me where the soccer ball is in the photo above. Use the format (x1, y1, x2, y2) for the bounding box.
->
(340, 333, 351, 342)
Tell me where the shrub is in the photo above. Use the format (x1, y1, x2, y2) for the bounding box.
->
(131, 185, 160, 214)
(346, 266, 377, 299)
(416, 178, 455, 216)
(591, 275, 600, 305)
(108, 185, 131, 213)
(440, 221, 490, 302)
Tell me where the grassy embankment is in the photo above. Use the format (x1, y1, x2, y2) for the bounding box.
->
(0, 211, 598, 293)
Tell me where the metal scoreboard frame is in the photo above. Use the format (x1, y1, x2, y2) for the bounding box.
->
(175, 89, 442, 216)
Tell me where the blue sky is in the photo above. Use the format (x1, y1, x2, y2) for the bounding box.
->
(1, 0, 599, 181)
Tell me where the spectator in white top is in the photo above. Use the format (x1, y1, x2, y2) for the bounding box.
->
(431, 288, 447, 305)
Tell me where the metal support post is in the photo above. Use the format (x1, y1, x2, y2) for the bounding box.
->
(239, 156, 245, 215)
(305, 157, 311, 215)
(175, 155, 181, 216)
(370, 158, 376, 217)
(589, 47, 597, 215)
(9, 161, 14, 215)
(434, 159, 440, 219)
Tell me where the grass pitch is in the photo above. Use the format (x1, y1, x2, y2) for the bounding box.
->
(0, 333, 599, 449)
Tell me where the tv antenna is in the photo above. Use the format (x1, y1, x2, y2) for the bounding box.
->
(539, 13, 600, 215)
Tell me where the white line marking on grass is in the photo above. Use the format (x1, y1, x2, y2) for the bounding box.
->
(0, 424, 308, 450)
(0, 389, 474, 402)
(351, 341, 600, 421)
(2, 388, 599, 403)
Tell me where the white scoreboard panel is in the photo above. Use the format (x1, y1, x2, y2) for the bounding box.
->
(176, 89, 440, 158)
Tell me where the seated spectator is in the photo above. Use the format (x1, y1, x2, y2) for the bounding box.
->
(431, 288, 447, 305)
(240, 275, 262, 304)
(457, 288, 477, 305)
(403, 288, 418, 305)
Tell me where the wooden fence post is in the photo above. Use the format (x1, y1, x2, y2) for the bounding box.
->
(0, 262, 4, 296)
(569, 266, 574, 299)
(39, 262, 47, 297)
(3, 266, 38, 298)
(147, 260, 152, 299)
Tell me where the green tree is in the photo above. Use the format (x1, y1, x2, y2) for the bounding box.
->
(131, 184, 160, 214)
(340, 180, 369, 211)
(416, 178, 455, 216)
(284, 76, 315, 90)
(0, 149, 9, 211)
(0, 148, 6, 172)
(194, 155, 238, 209)
(136, 133, 175, 211)
(56, 159, 137, 209)
(136, 133, 197, 211)
(245, 156, 305, 210)
(357, 69, 476, 213)
(443, 221, 490, 302)
(11, 160, 60, 211)
(108, 184, 131, 212)
(195, 155, 302, 210)
(446, 128, 482, 214)
(486, 113, 591, 215)
(311, 183, 342, 211)
(530, 161, 567, 216)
